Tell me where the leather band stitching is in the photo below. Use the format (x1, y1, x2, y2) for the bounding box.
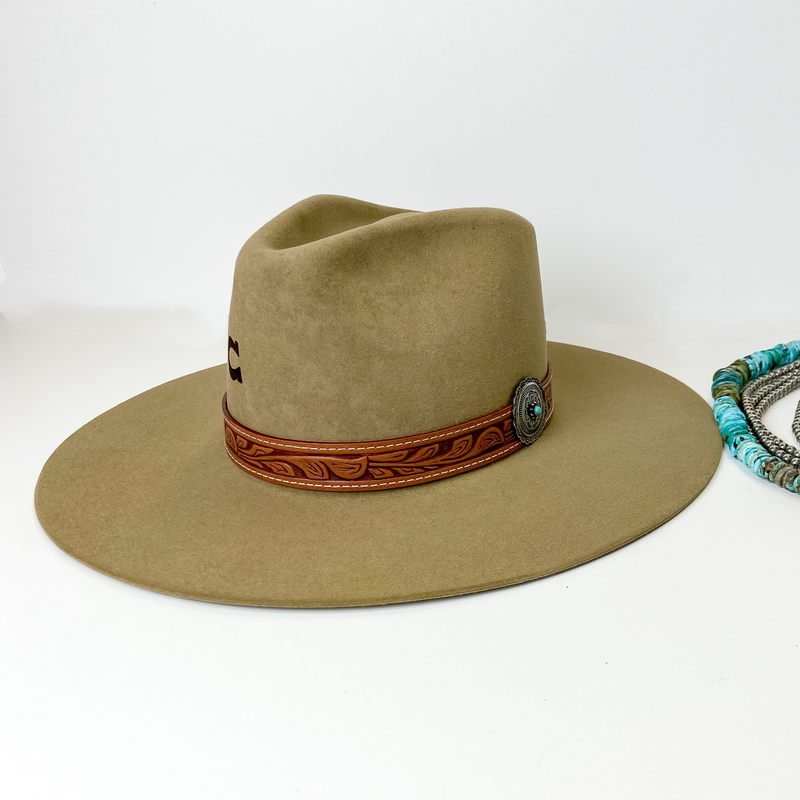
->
(225, 441, 522, 490)
(223, 405, 512, 451)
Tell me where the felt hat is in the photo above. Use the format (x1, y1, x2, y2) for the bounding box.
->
(35, 195, 721, 607)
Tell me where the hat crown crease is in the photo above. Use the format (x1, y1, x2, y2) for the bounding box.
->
(227, 194, 548, 442)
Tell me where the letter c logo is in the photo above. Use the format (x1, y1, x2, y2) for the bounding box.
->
(228, 336, 243, 383)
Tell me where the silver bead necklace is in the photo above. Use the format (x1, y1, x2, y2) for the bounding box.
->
(794, 395, 800, 443)
(741, 357, 800, 468)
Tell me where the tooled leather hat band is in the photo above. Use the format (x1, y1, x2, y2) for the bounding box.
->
(223, 363, 553, 492)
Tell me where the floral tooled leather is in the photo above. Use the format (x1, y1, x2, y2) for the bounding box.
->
(222, 364, 552, 492)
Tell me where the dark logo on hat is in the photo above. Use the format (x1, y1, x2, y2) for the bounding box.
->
(228, 337, 243, 383)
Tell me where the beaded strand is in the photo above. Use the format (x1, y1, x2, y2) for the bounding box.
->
(793, 398, 800, 444)
(741, 359, 800, 466)
(712, 340, 800, 493)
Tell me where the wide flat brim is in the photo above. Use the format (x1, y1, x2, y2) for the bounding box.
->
(35, 342, 721, 607)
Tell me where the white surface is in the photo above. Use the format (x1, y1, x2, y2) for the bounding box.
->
(2, 1, 800, 797)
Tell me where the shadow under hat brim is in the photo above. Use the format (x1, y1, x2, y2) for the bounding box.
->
(34, 342, 721, 607)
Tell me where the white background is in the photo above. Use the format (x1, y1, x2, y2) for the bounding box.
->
(2, 1, 800, 797)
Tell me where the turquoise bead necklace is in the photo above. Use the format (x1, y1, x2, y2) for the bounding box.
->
(712, 340, 800, 493)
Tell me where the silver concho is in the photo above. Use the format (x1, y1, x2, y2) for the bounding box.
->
(512, 376, 547, 446)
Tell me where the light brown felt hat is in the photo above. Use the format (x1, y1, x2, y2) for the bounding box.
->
(35, 195, 722, 608)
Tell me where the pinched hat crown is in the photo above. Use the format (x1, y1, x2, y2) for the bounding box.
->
(226, 194, 547, 442)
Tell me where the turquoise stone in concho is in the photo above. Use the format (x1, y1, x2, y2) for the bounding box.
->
(712, 339, 800, 493)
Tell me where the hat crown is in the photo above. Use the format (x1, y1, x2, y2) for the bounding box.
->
(226, 194, 547, 441)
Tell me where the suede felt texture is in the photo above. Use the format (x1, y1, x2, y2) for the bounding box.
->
(227, 196, 547, 441)
(35, 195, 722, 606)
(35, 343, 721, 608)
